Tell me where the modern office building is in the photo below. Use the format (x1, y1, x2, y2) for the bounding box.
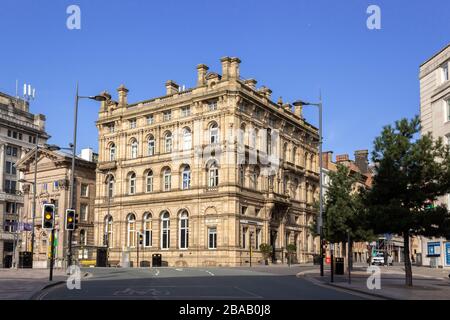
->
(419, 43, 450, 268)
(0, 91, 48, 268)
(94, 57, 321, 267)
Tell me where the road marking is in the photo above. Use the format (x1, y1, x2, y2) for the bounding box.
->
(154, 269, 160, 276)
(204, 270, 215, 276)
(175, 268, 183, 272)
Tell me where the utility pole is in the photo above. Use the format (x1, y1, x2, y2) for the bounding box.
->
(330, 243, 334, 283)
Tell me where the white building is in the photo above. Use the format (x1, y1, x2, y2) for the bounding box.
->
(419, 43, 450, 268)
(0, 91, 49, 268)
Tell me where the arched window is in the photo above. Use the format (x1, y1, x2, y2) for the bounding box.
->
(80, 229, 87, 246)
(181, 165, 191, 190)
(104, 215, 113, 247)
(305, 152, 309, 169)
(292, 147, 297, 164)
(294, 179, 300, 200)
(129, 172, 136, 195)
(79, 229, 88, 259)
(127, 214, 136, 247)
(251, 128, 258, 150)
(182, 128, 192, 150)
(209, 122, 219, 144)
(143, 213, 152, 247)
(239, 165, 245, 187)
(283, 176, 289, 194)
(165, 132, 172, 153)
(251, 167, 259, 190)
(267, 129, 272, 155)
(239, 123, 246, 146)
(130, 139, 138, 159)
(179, 210, 189, 249)
(146, 170, 153, 193)
(106, 175, 114, 198)
(147, 135, 155, 156)
(109, 143, 116, 161)
(161, 211, 170, 249)
(208, 161, 219, 188)
(283, 143, 288, 161)
(163, 168, 171, 191)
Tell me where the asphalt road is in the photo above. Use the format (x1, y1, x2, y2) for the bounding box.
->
(35, 266, 367, 300)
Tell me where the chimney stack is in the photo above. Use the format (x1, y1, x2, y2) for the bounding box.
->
(322, 151, 333, 169)
(354, 150, 369, 174)
(244, 79, 257, 90)
(165, 80, 179, 95)
(229, 57, 241, 79)
(197, 64, 209, 86)
(336, 154, 349, 163)
(117, 84, 129, 106)
(294, 103, 303, 118)
(221, 57, 231, 80)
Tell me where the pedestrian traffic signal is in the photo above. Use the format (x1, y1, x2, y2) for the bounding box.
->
(42, 204, 55, 230)
(65, 209, 76, 231)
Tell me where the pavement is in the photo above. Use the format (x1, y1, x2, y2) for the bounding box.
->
(29, 265, 374, 300)
(0, 268, 68, 300)
(298, 264, 450, 300)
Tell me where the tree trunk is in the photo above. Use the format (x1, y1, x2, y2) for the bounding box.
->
(403, 232, 413, 286)
(349, 238, 354, 271)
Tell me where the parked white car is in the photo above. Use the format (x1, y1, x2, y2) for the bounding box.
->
(371, 252, 385, 265)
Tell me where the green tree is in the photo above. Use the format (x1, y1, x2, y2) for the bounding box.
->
(322, 164, 375, 267)
(286, 244, 297, 267)
(259, 244, 273, 265)
(365, 116, 450, 286)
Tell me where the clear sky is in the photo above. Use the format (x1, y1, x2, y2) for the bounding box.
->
(0, 0, 448, 160)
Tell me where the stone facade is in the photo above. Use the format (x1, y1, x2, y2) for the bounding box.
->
(0, 91, 49, 268)
(419, 43, 450, 268)
(15, 149, 97, 268)
(94, 57, 320, 267)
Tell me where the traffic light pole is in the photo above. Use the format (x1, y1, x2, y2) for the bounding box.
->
(49, 228, 55, 281)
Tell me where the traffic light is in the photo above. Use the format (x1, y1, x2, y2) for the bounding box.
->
(139, 233, 144, 245)
(74, 213, 79, 230)
(65, 209, 76, 231)
(42, 204, 55, 230)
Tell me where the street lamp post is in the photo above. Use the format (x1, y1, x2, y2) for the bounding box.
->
(67, 83, 107, 267)
(293, 96, 324, 277)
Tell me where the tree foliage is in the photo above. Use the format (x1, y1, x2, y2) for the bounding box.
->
(323, 164, 374, 244)
(365, 116, 450, 286)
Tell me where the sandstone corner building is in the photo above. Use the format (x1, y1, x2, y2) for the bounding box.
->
(94, 57, 321, 267)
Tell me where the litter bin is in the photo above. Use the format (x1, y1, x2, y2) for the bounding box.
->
(152, 254, 162, 267)
(335, 257, 344, 275)
(19, 252, 33, 268)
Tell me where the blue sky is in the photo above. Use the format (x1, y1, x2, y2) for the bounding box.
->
(0, 0, 448, 160)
